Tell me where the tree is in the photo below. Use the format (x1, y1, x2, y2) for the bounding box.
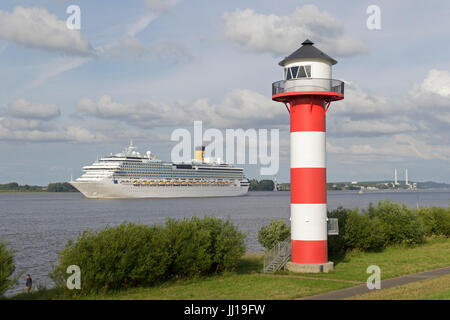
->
(257, 219, 290, 250)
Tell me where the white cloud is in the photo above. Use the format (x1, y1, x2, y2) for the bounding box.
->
(333, 117, 416, 136)
(222, 5, 367, 57)
(76, 89, 284, 129)
(6, 98, 60, 120)
(145, 0, 180, 12)
(328, 134, 450, 162)
(27, 56, 91, 89)
(416, 69, 450, 98)
(66, 126, 103, 143)
(125, 13, 157, 38)
(330, 83, 393, 115)
(0, 6, 92, 55)
(0, 120, 104, 143)
(409, 69, 450, 112)
(0, 99, 103, 143)
(0, 118, 50, 131)
(325, 68, 450, 164)
(106, 36, 190, 61)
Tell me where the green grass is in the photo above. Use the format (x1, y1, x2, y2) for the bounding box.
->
(292, 236, 450, 282)
(7, 237, 450, 300)
(349, 273, 450, 300)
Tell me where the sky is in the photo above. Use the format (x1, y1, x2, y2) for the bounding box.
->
(0, 0, 449, 185)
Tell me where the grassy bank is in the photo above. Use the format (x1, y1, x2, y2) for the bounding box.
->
(9, 237, 449, 300)
(296, 236, 450, 282)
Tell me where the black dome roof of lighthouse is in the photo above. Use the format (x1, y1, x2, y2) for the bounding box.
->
(279, 39, 337, 66)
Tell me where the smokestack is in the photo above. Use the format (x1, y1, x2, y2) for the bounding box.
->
(195, 146, 205, 162)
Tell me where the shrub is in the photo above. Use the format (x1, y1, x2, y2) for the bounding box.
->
(166, 216, 246, 277)
(165, 217, 212, 278)
(343, 210, 385, 251)
(0, 241, 19, 297)
(249, 179, 275, 191)
(368, 201, 425, 246)
(50, 223, 171, 292)
(328, 202, 447, 259)
(47, 182, 77, 192)
(51, 217, 246, 293)
(200, 217, 246, 272)
(417, 207, 450, 237)
(327, 207, 350, 260)
(257, 219, 290, 250)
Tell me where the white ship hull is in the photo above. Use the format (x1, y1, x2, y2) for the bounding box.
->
(71, 180, 249, 199)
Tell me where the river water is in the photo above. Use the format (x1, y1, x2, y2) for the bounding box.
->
(1, 189, 449, 296)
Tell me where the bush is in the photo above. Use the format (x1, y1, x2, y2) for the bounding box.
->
(201, 217, 246, 272)
(249, 179, 275, 191)
(166, 216, 246, 277)
(368, 201, 425, 246)
(47, 182, 77, 192)
(417, 207, 450, 237)
(257, 219, 290, 250)
(327, 201, 437, 258)
(0, 241, 18, 297)
(343, 210, 385, 251)
(327, 207, 350, 260)
(51, 217, 246, 293)
(50, 223, 171, 292)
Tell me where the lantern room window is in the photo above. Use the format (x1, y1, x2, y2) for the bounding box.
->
(285, 65, 311, 80)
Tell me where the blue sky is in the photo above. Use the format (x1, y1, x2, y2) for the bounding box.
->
(0, 0, 450, 185)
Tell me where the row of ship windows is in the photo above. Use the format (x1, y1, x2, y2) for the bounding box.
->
(115, 171, 243, 174)
(118, 167, 242, 173)
(114, 175, 244, 178)
(85, 172, 243, 177)
(115, 172, 242, 175)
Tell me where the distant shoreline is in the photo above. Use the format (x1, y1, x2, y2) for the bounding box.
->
(0, 190, 79, 194)
(0, 182, 78, 193)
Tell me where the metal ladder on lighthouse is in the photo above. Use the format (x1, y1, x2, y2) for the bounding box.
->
(263, 239, 291, 273)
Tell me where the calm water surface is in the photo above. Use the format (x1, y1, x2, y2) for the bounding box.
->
(1, 189, 449, 296)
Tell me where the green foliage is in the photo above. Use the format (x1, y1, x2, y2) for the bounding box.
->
(0, 182, 78, 192)
(47, 182, 77, 192)
(0, 182, 42, 192)
(327, 201, 448, 258)
(257, 219, 290, 250)
(0, 182, 19, 191)
(248, 179, 275, 191)
(327, 207, 350, 260)
(0, 241, 19, 297)
(51, 217, 246, 293)
(166, 216, 246, 277)
(417, 207, 450, 237)
(343, 210, 385, 251)
(51, 223, 171, 292)
(368, 201, 425, 245)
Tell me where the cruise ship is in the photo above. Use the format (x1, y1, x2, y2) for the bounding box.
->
(70, 141, 249, 198)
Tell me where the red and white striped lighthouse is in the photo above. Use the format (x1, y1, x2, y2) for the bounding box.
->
(272, 39, 344, 272)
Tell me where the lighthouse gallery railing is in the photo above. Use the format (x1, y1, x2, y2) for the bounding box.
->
(272, 78, 345, 96)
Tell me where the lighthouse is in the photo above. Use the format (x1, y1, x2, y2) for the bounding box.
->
(272, 39, 344, 273)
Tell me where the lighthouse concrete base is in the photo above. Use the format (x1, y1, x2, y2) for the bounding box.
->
(286, 261, 334, 273)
